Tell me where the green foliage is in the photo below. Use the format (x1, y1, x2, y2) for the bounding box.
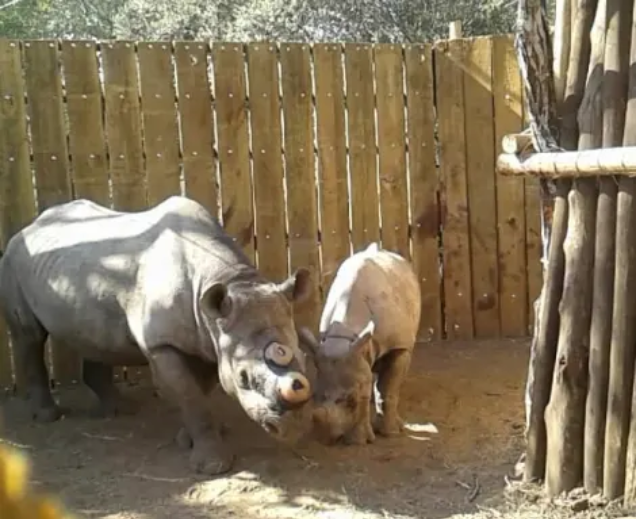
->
(0, 0, 522, 41)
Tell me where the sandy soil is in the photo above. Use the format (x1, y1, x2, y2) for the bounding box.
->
(1, 337, 619, 519)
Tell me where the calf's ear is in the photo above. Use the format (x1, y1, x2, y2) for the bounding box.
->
(278, 267, 313, 303)
(350, 320, 375, 354)
(201, 282, 233, 319)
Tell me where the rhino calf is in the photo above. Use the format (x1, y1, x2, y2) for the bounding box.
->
(0, 196, 314, 475)
(301, 243, 421, 445)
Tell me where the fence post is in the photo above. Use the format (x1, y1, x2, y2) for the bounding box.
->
(449, 21, 463, 40)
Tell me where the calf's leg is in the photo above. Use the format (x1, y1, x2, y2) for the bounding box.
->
(373, 348, 412, 437)
(148, 345, 232, 475)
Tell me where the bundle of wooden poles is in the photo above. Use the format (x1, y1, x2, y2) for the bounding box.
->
(497, 0, 636, 505)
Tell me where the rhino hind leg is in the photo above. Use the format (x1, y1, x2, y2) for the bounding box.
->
(82, 360, 138, 418)
(148, 345, 233, 476)
(373, 349, 412, 437)
(9, 319, 61, 423)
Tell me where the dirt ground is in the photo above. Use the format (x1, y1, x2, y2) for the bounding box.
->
(0, 338, 632, 519)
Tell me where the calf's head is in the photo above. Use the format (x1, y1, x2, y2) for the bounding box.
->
(201, 268, 315, 442)
(298, 322, 375, 444)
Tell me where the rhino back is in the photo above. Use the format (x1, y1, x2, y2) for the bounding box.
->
(0, 197, 252, 362)
(321, 248, 421, 349)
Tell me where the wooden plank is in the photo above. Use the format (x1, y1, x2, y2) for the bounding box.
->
(102, 41, 147, 212)
(23, 40, 80, 385)
(344, 43, 380, 252)
(174, 41, 218, 218)
(404, 44, 442, 342)
(314, 44, 350, 297)
(102, 41, 147, 383)
(137, 42, 181, 206)
(211, 43, 254, 262)
(374, 44, 409, 259)
(462, 37, 500, 339)
(0, 40, 37, 390)
(492, 35, 527, 337)
(434, 40, 473, 340)
(61, 41, 110, 206)
(280, 43, 321, 331)
(246, 43, 287, 282)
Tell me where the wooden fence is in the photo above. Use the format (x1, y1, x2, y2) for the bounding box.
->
(0, 35, 542, 388)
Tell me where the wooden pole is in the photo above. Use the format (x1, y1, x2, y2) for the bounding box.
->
(448, 20, 463, 40)
(515, 0, 564, 484)
(602, 0, 635, 500)
(582, 0, 611, 494)
(553, 0, 572, 104)
(625, 377, 636, 507)
(544, 177, 597, 496)
(496, 146, 636, 178)
(560, 0, 599, 150)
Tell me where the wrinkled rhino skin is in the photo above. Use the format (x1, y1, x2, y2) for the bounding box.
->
(300, 242, 421, 446)
(0, 197, 314, 475)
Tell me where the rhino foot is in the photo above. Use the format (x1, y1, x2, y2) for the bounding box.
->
(32, 404, 63, 423)
(343, 422, 376, 445)
(189, 442, 234, 476)
(373, 414, 404, 437)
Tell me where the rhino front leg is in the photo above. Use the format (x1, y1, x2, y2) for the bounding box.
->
(9, 320, 61, 423)
(373, 349, 412, 437)
(148, 345, 233, 476)
(82, 360, 138, 418)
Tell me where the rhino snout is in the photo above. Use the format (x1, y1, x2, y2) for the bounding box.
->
(277, 371, 311, 405)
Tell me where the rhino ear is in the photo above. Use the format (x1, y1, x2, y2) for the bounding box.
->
(350, 320, 375, 354)
(201, 282, 233, 319)
(279, 268, 312, 304)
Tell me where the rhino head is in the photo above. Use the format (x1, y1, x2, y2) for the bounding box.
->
(298, 322, 375, 444)
(201, 268, 315, 443)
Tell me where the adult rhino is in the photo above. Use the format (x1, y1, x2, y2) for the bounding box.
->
(0, 196, 314, 475)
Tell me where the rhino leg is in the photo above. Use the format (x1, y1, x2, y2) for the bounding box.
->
(148, 345, 233, 476)
(9, 319, 61, 423)
(173, 358, 219, 451)
(373, 349, 412, 437)
(82, 360, 137, 418)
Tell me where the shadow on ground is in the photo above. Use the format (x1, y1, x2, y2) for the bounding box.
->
(1, 338, 529, 519)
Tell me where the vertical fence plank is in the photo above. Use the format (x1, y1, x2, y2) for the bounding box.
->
(345, 44, 380, 252)
(374, 44, 410, 259)
(0, 40, 37, 390)
(212, 43, 255, 263)
(138, 42, 181, 206)
(280, 43, 321, 330)
(493, 35, 527, 337)
(246, 43, 288, 282)
(314, 44, 350, 296)
(404, 43, 442, 341)
(174, 41, 218, 218)
(462, 37, 500, 338)
(102, 41, 147, 383)
(102, 41, 147, 212)
(23, 40, 81, 385)
(434, 40, 474, 340)
(61, 41, 110, 206)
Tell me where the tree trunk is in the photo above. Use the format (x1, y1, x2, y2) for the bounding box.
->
(582, 0, 610, 493)
(560, 0, 599, 150)
(515, 0, 563, 483)
(601, 0, 634, 500)
(544, 179, 597, 496)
